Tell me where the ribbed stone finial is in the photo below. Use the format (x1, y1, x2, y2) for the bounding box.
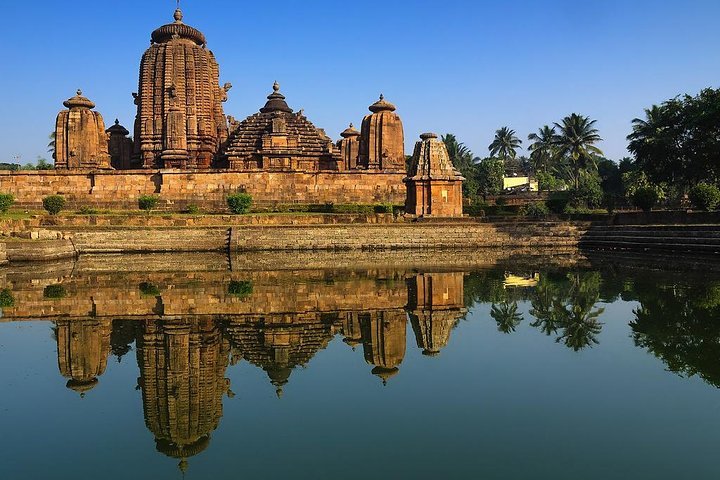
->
(420, 132, 437, 140)
(77, 89, 82, 96)
(114, 119, 120, 125)
(379, 93, 384, 100)
(174, 7, 183, 23)
(273, 81, 280, 92)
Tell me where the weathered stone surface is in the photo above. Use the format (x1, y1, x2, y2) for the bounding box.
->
(337, 123, 360, 170)
(56, 319, 111, 394)
(54, 90, 111, 170)
(404, 133, 465, 217)
(106, 120, 134, 170)
(358, 95, 405, 171)
(225, 83, 342, 171)
(133, 8, 229, 169)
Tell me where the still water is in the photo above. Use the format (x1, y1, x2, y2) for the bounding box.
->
(0, 250, 719, 479)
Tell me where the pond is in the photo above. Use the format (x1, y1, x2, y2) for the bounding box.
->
(0, 250, 719, 479)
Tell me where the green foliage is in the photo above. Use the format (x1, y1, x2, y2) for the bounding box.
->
(527, 125, 558, 176)
(373, 203, 394, 214)
(597, 158, 623, 196)
(628, 88, 720, 190)
(632, 186, 660, 212)
(138, 195, 159, 211)
(488, 127, 522, 161)
(520, 202, 550, 217)
(546, 192, 571, 214)
(228, 280, 253, 298)
(536, 172, 566, 192)
(227, 192, 253, 214)
(553, 113, 604, 190)
(0, 288, 14, 308)
(42, 195, 66, 215)
(0, 193, 15, 213)
(688, 183, 720, 211)
(36, 157, 54, 170)
(491, 301, 523, 334)
(77, 206, 99, 215)
(477, 157, 504, 196)
(139, 282, 161, 297)
(569, 172, 603, 209)
(183, 204, 200, 214)
(43, 284, 66, 299)
(442, 133, 481, 198)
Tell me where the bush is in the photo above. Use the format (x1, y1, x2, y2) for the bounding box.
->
(0, 193, 14, 213)
(139, 282, 161, 297)
(632, 186, 660, 212)
(77, 206, 98, 215)
(183, 204, 200, 214)
(689, 183, 720, 211)
(43, 284, 66, 299)
(464, 204, 486, 217)
(228, 280, 253, 298)
(0, 288, 14, 308)
(546, 192, 570, 214)
(373, 203, 394, 214)
(42, 195, 66, 215)
(227, 193, 252, 214)
(138, 195, 159, 211)
(520, 202, 550, 217)
(569, 173, 603, 209)
(494, 197, 507, 207)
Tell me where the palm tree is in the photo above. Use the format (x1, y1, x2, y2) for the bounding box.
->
(47, 132, 56, 157)
(488, 127, 522, 162)
(442, 133, 475, 170)
(553, 114, 603, 189)
(527, 125, 557, 176)
(490, 300, 523, 334)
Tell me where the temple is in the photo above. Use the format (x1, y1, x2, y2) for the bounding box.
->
(52, 7, 405, 175)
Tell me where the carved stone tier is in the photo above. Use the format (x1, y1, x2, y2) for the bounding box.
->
(225, 83, 342, 171)
(54, 90, 112, 170)
(56, 318, 112, 394)
(404, 133, 465, 217)
(360, 311, 407, 384)
(358, 95, 405, 171)
(133, 8, 229, 169)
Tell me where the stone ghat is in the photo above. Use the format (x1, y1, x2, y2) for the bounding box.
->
(1, 221, 586, 258)
(0, 170, 406, 210)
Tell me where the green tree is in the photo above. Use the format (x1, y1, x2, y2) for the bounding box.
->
(491, 300, 523, 334)
(488, 127, 522, 163)
(553, 114, 603, 190)
(527, 125, 557, 176)
(476, 157, 504, 196)
(442, 133, 480, 198)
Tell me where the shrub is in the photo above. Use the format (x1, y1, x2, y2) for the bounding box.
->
(494, 197, 507, 207)
(0, 193, 14, 213)
(77, 206, 98, 215)
(228, 280, 253, 298)
(333, 204, 373, 214)
(227, 193, 252, 214)
(42, 195, 66, 215)
(569, 173, 603, 209)
(546, 192, 570, 214)
(520, 202, 550, 217)
(138, 195, 159, 211)
(183, 204, 200, 214)
(0, 288, 14, 308)
(632, 186, 659, 212)
(688, 183, 720, 211)
(464, 204, 485, 217)
(139, 282, 161, 296)
(43, 284, 66, 299)
(373, 203, 394, 214)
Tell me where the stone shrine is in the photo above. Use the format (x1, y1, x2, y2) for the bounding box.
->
(358, 95, 405, 171)
(53, 90, 111, 170)
(337, 124, 361, 170)
(404, 133, 465, 217)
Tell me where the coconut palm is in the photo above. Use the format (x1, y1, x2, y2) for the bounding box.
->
(47, 132, 56, 157)
(490, 300, 523, 334)
(553, 114, 603, 189)
(488, 127, 522, 162)
(527, 125, 557, 175)
(442, 133, 475, 171)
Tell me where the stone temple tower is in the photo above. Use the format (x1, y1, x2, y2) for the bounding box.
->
(133, 7, 230, 169)
(358, 95, 405, 171)
(54, 90, 111, 170)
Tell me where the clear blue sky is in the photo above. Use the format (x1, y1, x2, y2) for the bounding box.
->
(2, 0, 719, 165)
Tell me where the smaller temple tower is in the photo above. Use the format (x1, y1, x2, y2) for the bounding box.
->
(337, 124, 361, 170)
(54, 90, 112, 169)
(358, 95, 405, 171)
(55, 318, 112, 395)
(106, 120, 134, 170)
(404, 133, 464, 217)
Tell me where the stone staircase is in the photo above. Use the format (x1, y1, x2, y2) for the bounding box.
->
(580, 225, 720, 253)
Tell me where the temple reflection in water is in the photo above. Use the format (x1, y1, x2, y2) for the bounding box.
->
(4, 259, 468, 468)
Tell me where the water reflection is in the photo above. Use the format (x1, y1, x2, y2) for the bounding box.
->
(3, 251, 720, 472)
